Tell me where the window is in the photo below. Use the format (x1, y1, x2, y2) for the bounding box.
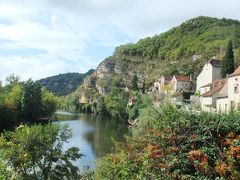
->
(234, 84, 239, 93)
(225, 104, 228, 112)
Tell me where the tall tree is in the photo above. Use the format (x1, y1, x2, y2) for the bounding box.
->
(21, 79, 42, 121)
(221, 40, 234, 78)
(6, 74, 20, 85)
(131, 74, 139, 91)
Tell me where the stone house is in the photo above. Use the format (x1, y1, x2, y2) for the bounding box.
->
(216, 66, 240, 113)
(153, 76, 173, 92)
(169, 75, 192, 92)
(200, 79, 226, 112)
(196, 59, 221, 91)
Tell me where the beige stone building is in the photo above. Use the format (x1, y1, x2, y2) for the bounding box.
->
(199, 65, 240, 113)
(196, 59, 221, 91)
(154, 75, 192, 93)
(170, 75, 192, 92)
(216, 66, 240, 113)
(153, 76, 173, 92)
(200, 79, 226, 112)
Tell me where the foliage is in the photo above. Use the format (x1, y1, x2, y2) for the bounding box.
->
(4, 83, 23, 112)
(0, 123, 82, 179)
(93, 16, 240, 87)
(96, 96, 107, 115)
(127, 91, 143, 120)
(37, 70, 94, 96)
(221, 40, 235, 77)
(0, 76, 58, 131)
(131, 74, 139, 91)
(5, 74, 20, 85)
(0, 104, 18, 130)
(21, 79, 42, 121)
(0, 159, 12, 180)
(94, 103, 240, 179)
(104, 88, 129, 121)
(42, 89, 58, 117)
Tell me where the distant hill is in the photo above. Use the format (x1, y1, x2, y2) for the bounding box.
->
(82, 16, 240, 95)
(37, 69, 94, 96)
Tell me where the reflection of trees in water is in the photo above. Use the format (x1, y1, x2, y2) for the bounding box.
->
(82, 115, 129, 158)
(53, 113, 79, 121)
(53, 112, 129, 159)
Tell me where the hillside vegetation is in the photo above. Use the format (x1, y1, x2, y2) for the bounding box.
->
(37, 70, 94, 96)
(93, 16, 240, 89)
(62, 16, 240, 113)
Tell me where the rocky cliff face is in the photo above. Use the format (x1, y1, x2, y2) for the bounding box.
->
(84, 57, 139, 95)
(82, 16, 240, 96)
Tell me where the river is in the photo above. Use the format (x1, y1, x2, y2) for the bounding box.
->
(53, 111, 129, 171)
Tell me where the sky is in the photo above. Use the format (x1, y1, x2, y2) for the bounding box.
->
(0, 0, 240, 84)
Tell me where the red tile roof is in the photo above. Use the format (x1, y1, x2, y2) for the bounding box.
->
(228, 66, 240, 78)
(201, 79, 226, 88)
(163, 76, 173, 81)
(201, 79, 226, 97)
(175, 75, 191, 82)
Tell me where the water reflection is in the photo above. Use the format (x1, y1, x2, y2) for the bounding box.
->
(53, 111, 129, 170)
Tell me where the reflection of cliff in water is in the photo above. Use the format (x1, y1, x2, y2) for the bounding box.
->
(79, 114, 129, 158)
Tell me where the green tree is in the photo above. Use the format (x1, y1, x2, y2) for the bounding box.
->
(42, 89, 58, 117)
(21, 79, 42, 121)
(0, 124, 82, 179)
(0, 104, 18, 130)
(104, 88, 129, 121)
(5, 74, 20, 85)
(221, 40, 235, 77)
(4, 83, 23, 112)
(96, 96, 107, 115)
(131, 74, 139, 91)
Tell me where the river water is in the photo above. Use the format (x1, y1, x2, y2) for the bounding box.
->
(53, 111, 129, 171)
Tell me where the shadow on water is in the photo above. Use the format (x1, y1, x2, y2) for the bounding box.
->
(52, 111, 129, 170)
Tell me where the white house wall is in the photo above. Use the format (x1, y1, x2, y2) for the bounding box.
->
(227, 76, 240, 110)
(216, 98, 229, 113)
(196, 63, 221, 91)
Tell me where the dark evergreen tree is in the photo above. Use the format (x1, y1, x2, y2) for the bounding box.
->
(21, 79, 42, 121)
(131, 74, 139, 91)
(221, 40, 234, 78)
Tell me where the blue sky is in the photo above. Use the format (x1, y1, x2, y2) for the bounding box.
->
(0, 0, 240, 83)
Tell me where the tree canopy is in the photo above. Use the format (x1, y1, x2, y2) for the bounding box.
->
(221, 40, 235, 77)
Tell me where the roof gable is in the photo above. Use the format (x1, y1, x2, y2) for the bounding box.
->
(228, 66, 240, 78)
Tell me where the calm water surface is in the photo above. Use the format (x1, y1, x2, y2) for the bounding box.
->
(53, 111, 129, 171)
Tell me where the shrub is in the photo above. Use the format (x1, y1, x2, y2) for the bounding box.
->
(94, 103, 240, 179)
(0, 123, 83, 179)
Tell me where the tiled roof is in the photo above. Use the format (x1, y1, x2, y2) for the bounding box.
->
(175, 75, 191, 82)
(217, 81, 228, 98)
(209, 59, 221, 67)
(201, 79, 226, 88)
(163, 76, 173, 81)
(228, 66, 240, 78)
(201, 79, 226, 97)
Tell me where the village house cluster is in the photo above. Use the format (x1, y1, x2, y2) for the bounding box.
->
(152, 74, 194, 106)
(197, 59, 240, 113)
(153, 58, 240, 113)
